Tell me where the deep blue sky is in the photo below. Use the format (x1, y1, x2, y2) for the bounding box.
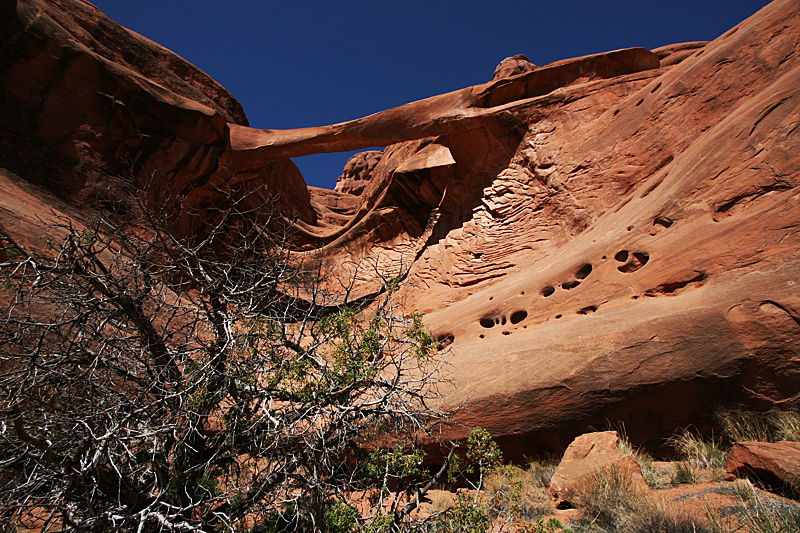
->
(91, 0, 769, 189)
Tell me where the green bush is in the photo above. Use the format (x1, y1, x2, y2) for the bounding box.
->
(430, 492, 490, 533)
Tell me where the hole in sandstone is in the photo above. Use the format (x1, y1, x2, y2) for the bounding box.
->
(575, 263, 593, 279)
(615, 250, 629, 262)
(501, 316, 507, 325)
(651, 82, 662, 93)
(696, 49, 704, 56)
(523, 325, 527, 329)
(627, 226, 634, 231)
(636, 98, 644, 106)
(520, 291, 525, 295)
(541, 286, 555, 297)
(602, 255, 607, 260)
(618, 251, 650, 273)
(632, 295, 639, 300)
(502, 331, 511, 335)
(644, 270, 707, 296)
(562, 280, 580, 290)
(653, 216, 673, 228)
(489, 296, 493, 301)
(479, 334, 485, 339)
(555, 314, 562, 319)
(292, 147, 385, 190)
(613, 109, 620, 116)
(480, 318, 495, 329)
(577, 305, 598, 315)
(436, 333, 454, 349)
(510, 310, 528, 324)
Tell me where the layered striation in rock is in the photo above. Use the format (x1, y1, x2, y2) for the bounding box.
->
(1, 0, 798, 458)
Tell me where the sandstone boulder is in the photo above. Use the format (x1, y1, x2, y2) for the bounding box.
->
(549, 431, 648, 506)
(726, 441, 800, 489)
(492, 54, 537, 80)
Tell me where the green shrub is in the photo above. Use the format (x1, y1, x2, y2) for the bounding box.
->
(326, 501, 359, 533)
(521, 517, 564, 533)
(430, 492, 490, 533)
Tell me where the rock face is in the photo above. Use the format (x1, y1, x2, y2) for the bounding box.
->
(334, 151, 383, 195)
(549, 431, 648, 506)
(1, 0, 799, 458)
(725, 442, 800, 489)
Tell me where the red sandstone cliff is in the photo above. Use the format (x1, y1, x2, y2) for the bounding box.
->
(1, 0, 798, 457)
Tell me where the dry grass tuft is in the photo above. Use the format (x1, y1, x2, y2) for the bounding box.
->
(668, 429, 727, 483)
(572, 465, 715, 532)
(716, 407, 800, 443)
(619, 434, 672, 489)
(484, 461, 555, 525)
(769, 410, 800, 442)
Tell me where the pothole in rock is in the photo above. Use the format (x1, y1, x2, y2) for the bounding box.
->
(653, 216, 673, 228)
(575, 263, 593, 279)
(510, 310, 528, 324)
(616, 251, 650, 273)
(436, 333, 455, 349)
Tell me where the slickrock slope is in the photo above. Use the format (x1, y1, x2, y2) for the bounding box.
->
(1, 0, 798, 457)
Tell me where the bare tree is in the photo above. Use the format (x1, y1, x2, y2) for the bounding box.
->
(0, 184, 454, 532)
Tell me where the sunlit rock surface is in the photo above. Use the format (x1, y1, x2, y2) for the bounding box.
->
(1, 0, 798, 458)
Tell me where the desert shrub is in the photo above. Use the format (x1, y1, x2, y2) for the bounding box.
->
(521, 517, 565, 533)
(0, 194, 454, 532)
(429, 492, 490, 533)
(326, 501, 360, 533)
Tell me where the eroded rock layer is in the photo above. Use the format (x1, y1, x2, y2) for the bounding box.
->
(1, 0, 798, 458)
